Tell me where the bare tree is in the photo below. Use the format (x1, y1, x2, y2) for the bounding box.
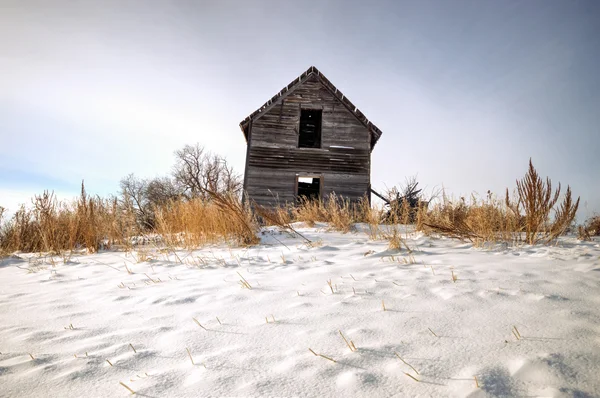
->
(146, 176, 181, 206)
(172, 143, 242, 200)
(119, 174, 154, 230)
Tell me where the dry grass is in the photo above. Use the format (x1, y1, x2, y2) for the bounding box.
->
(421, 193, 521, 246)
(0, 160, 583, 255)
(0, 184, 258, 256)
(507, 159, 579, 244)
(0, 183, 132, 256)
(154, 194, 259, 249)
(255, 194, 382, 240)
(420, 160, 580, 246)
(255, 193, 410, 251)
(579, 215, 600, 240)
(266, 194, 376, 233)
(292, 194, 356, 232)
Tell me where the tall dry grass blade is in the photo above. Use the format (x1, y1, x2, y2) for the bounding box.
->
(394, 351, 419, 374)
(186, 348, 195, 365)
(119, 381, 136, 395)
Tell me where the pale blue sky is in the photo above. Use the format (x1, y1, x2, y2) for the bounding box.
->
(1, 0, 599, 218)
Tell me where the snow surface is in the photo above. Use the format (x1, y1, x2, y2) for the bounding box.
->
(1, 224, 599, 397)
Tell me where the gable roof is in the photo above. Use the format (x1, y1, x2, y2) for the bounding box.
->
(239, 66, 383, 150)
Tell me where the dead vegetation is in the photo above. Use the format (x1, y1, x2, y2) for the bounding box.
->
(155, 193, 259, 249)
(0, 158, 587, 256)
(0, 183, 130, 256)
(0, 143, 254, 256)
(578, 214, 600, 240)
(289, 194, 371, 233)
(421, 160, 580, 245)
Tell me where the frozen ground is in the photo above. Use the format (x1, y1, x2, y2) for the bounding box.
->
(0, 224, 599, 397)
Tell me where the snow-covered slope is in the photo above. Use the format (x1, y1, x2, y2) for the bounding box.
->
(1, 225, 599, 397)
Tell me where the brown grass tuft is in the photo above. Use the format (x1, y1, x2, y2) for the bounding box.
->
(579, 214, 600, 240)
(154, 195, 259, 249)
(420, 160, 579, 246)
(0, 183, 259, 256)
(507, 159, 579, 244)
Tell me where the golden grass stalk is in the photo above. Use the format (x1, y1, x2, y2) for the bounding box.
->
(186, 348, 195, 365)
(193, 318, 208, 331)
(474, 375, 480, 388)
(119, 381, 136, 395)
(308, 348, 336, 362)
(513, 325, 522, 339)
(428, 328, 438, 337)
(451, 271, 457, 283)
(129, 343, 137, 353)
(394, 352, 419, 374)
(404, 372, 419, 382)
(382, 300, 387, 311)
(512, 330, 520, 340)
(106, 359, 113, 366)
(319, 353, 336, 363)
(28, 353, 35, 360)
(325, 279, 334, 294)
(339, 330, 357, 352)
(237, 271, 252, 289)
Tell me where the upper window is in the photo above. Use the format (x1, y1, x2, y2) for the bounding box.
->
(298, 109, 322, 148)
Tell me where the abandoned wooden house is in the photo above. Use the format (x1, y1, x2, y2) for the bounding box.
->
(239, 66, 383, 207)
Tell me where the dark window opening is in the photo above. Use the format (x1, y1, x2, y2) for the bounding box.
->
(298, 109, 322, 148)
(297, 176, 321, 201)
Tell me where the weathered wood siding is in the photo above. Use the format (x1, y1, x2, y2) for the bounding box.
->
(244, 74, 371, 207)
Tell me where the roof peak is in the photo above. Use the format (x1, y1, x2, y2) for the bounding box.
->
(239, 66, 383, 149)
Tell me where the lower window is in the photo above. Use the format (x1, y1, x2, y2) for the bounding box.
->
(296, 176, 322, 201)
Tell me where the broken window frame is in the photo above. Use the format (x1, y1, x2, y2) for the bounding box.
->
(295, 174, 323, 203)
(297, 108, 323, 149)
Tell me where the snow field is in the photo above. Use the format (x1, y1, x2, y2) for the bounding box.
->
(1, 224, 599, 397)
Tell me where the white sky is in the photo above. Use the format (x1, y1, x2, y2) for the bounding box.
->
(1, 0, 599, 219)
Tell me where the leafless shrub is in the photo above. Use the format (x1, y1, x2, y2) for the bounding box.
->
(173, 143, 242, 200)
(119, 174, 155, 231)
(382, 176, 427, 223)
(578, 214, 600, 240)
(146, 176, 182, 207)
